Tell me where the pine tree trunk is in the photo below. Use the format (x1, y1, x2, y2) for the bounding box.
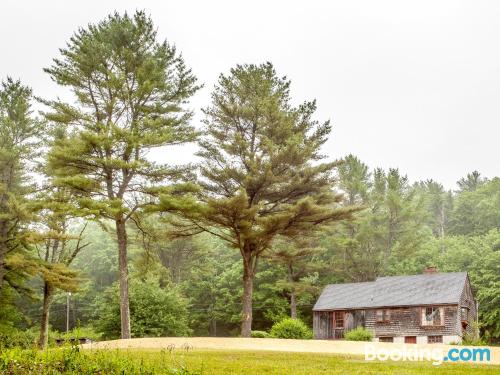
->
(0, 218, 8, 288)
(0, 216, 7, 288)
(38, 283, 54, 349)
(290, 291, 297, 319)
(210, 318, 217, 337)
(287, 265, 297, 319)
(241, 252, 254, 338)
(115, 218, 131, 339)
(439, 202, 446, 254)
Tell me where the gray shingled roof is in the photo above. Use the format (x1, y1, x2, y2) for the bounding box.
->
(313, 272, 467, 310)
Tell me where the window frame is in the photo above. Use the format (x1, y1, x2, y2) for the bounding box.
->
(421, 306, 444, 326)
(461, 306, 469, 321)
(427, 335, 443, 344)
(376, 309, 391, 323)
(404, 336, 417, 344)
(379, 336, 394, 343)
(333, 311, 344, 328)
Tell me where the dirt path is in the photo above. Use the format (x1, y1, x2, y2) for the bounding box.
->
(83, 337, 499, 365)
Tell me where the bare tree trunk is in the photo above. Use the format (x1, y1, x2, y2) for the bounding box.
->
(439, 202, 446, 254)
(287, 264, 297, 319)
(210, 318, 217, 337)
(0, 219, 7, 288)
(38, 283, 54, 349)
(116, 218, 131, 339)
(0, 220, 8, 289)
(241, 252, 253, 338)
(290, 291, 297, 319)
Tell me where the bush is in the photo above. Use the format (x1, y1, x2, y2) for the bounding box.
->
(0, 328, 39, 349)
(462, 336, 488, 346)
(93, 277, 191, 339)
(344, 327, 373, 341)
(60, 326, 102, 342)
(462, 322, 488, 346)
(269, 318, 312, 339)
(0, 346, 201, 374)
(251, 330, 270, 338)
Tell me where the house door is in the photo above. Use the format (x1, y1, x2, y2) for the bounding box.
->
(332, 311, 345, 339)
(405, 336, 417, 344)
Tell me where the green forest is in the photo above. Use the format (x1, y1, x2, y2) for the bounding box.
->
(0, 11, 499, 351)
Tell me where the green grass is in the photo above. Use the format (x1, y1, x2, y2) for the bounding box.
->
(0, 347, 497, 374)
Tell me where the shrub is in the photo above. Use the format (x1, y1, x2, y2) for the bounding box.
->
(462, 322, 488, 346)
(251, 330, 270, 338)
(462, 337, 488, 346)
(0, 328, 38, 349)
(344, 327, 373, 341)
(93, 277, 191, 339)
(0, 346, 201, 374)
(60, 326, 102, 342)
(269, 318, 313, 339)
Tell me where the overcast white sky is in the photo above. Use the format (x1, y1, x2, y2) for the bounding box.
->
(1, 0, 499, 189)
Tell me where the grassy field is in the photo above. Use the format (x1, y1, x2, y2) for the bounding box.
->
(1, 347, 498, 374)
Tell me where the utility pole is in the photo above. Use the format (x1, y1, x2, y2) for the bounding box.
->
(66, 292, 71, 333)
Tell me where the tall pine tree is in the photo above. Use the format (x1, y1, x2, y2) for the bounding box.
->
(43, 12, 199, 339)
(0, 78, 43, 292)
(159, 63, 359, 336)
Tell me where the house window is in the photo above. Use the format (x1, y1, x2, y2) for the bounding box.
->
(428, 335, 443, 344)
(376, 309, 390, 322)
(421, 307, 444, 326)
(461, 307, 469, 321)
(333, 311, 344, 328)
(379, 337, 394, 343)
(405, 336, 417, 344)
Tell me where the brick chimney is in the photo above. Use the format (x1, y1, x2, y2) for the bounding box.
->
(423, 266, 438, 274)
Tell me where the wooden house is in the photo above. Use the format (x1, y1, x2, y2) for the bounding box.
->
(313, 268, 477, 344)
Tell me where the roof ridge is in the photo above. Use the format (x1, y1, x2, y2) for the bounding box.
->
(325, 280, 377, 287)
(376, 271, 467, 281)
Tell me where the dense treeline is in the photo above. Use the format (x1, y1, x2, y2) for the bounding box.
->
(0, 11, 498, 347)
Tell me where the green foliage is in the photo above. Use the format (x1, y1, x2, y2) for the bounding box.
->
(1, 10, 499, 346)
(0, 77, 44, 295)
(0, 346, 201, 374)
(0, 327, 39, 350)
(60, 326, 102, 342)
(73, 222, 118, 291)
(0, 324, 102, 351)
(462, 322, 488, 346)
(93, 277, 191, 339)
(250, 330, 270, 338)
(269, 318, 312, 339)
(44, 10, 200, 220)
(43, 10, 200, 338)
(326, 156, 428, 282)
(449, 177, 500, 236)
(0, 348, 494, 375)
(266, 236, 323, 319)
(159, 62, 360, 336)
(344, 327, 373, 341)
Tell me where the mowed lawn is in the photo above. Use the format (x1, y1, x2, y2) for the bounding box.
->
(4, 348, 496, 375)
(144, 350, 498, 374)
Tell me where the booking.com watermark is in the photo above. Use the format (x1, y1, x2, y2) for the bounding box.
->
(364, 344, 491, 365)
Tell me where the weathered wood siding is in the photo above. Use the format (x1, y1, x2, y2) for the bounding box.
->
(313, 311, 332, 339)
(313, 310, 366, 339)
(459, 276, 477, 338)
(314, 306, 461, 339)
(365, 305, 458, 337)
